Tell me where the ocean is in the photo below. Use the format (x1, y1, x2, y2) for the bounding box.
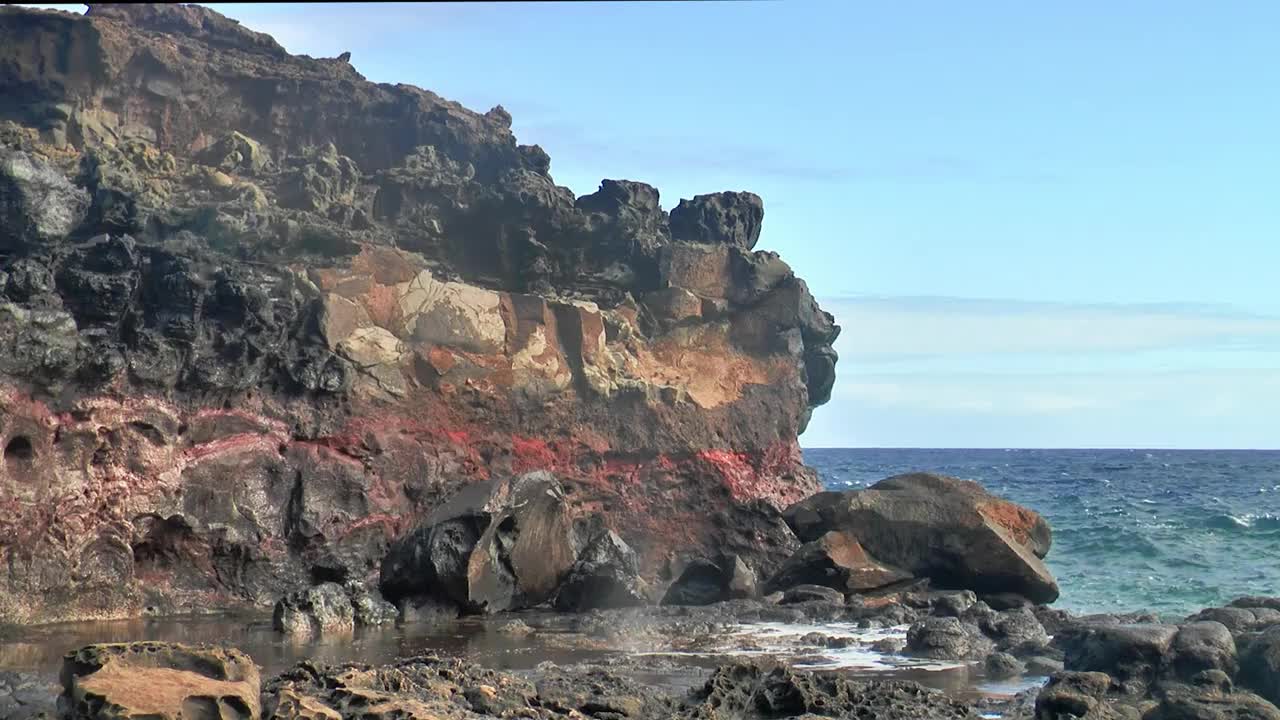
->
(804, 448, 1280, 618)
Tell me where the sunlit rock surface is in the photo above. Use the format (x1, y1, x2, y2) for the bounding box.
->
(0, 3, 837, 624)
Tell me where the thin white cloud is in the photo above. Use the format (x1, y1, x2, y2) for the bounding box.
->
(822, 296, 1280, 359)
(802, 296, 1280, 447)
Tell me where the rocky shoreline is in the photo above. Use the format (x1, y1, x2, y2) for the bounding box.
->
(4, 587, 1280, 719)
(2, 4, 1278, 719)
(3, 468, 1278, 718)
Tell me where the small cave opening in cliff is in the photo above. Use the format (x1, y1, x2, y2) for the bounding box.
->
(132, 514, 197, 569)
(4, 436, 35, 468)
(128, 421, 168, 446)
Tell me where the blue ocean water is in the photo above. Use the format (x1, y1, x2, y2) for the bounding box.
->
(804, 448, 1280, 618)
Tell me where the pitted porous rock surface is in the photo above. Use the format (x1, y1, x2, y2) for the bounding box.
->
(0, 2, 838, 624)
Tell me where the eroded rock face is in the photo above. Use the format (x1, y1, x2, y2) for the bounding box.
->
(782, 473, 1058, 603)
(0, 3, 838, 624)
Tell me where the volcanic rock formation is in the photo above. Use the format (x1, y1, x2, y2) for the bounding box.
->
(0, 3, 838, 624)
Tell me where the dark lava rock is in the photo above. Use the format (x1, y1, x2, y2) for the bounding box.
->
(783, 472, 1058, 603)
(1026, 655, 1066, 676)
(553, 529, 649, 612)
(779, 584, 845, 605)
(381, 471, 578, 614)
(982, 607, 1050, 651)
(398, 595, 461, 627)
(1171, 622, 1238, 680)
(663, 554, 762, 607)
(265, 654, 544, 720)
(534, 664, 675, 719)
(1188, 606, 1269, 634)
(664, 558, 733, 606)
(1056, 623, 1180, 694)
(1231, 597, 1280, 612)
(669, 191, 764, 250)
(682, 661, 977, 719)
(272, 582, 355, 637)
(764, 529, 911, 595)
(1240, 625, 1280, 706)
(1146, 684, 1280, 720)
(0, 150, 89, 250)
(348, 582, 398, 627)
(798, 632, 856, 649)
(906, 616, 992, 661)
(1033, 671, 1127, 720)
(261, 653, 982, 719)
(985, 651, 1025, 679)
(932, 590, 978, 615)
(380, 480, 493, 605)
(983, 592, 1034, 610)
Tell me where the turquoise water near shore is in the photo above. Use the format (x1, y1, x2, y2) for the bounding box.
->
(805, 448, 1280, 618)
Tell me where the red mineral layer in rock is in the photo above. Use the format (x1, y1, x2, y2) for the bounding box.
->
(0, 3, 837, 624)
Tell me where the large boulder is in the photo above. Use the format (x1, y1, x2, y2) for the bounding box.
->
(1, 150, 89, 249)
(552, 529, 649, 612)
(983, 607, 1051, 652)
(783, 472, 1058, 603)
(380, 471, 578, 614)
(271, 581, 394, 637)
(661, 554, 761, 606)
(60, 642, 259, 720)
(1240, 626, 1280, 706)
(905, 616, 992, 660)
(1056, 623, 1180, 695)
(1033, 672, 1129, 720)
(1171, 622, 1238, 680)
(669, 191, 764, 250)
(467, 470, 579, 612)
(379, 480, 493, 606)
(764, 529, 912, 595)
(1147, 683, 1280, 720)
(662, 558, 734, 607)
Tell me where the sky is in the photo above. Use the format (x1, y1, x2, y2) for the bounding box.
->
(28, 2, 1280, 448)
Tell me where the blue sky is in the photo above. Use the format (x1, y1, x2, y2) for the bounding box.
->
(32, 3, 1280, 448)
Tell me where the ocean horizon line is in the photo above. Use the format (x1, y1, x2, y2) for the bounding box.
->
(801, 446, 1280, 452)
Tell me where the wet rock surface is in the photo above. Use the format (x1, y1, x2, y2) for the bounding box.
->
(4, 594, 1280, 718)
(1018, 596, 1280, 719)
(47, 640, 983, 720)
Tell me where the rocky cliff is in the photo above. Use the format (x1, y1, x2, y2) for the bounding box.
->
(0, 3, 838, 624)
